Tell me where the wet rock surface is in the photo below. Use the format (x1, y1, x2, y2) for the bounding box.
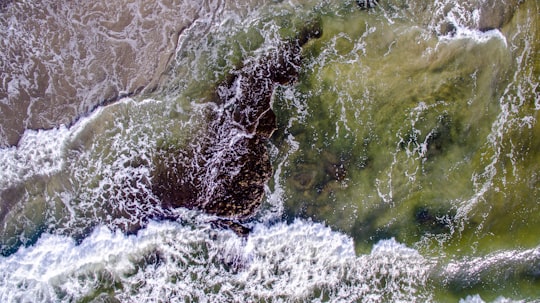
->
(477, 0, 521, 31)
(152, 34, 318, 220)
(357, 0, 379, 10)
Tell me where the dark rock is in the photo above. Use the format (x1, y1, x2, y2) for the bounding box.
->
(440, 22, 457, 36)
(478, 0, 521, 32)
(152, 32, 320, 221)
(414, 205, 454, 235)
(357, 0, 379, 10)
(211, 219, 252, 237)
(297, 18, 323, 46)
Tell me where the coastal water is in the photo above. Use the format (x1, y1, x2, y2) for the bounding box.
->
(0, 0, 539, 302)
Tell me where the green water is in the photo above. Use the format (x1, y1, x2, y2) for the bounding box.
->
(163, 0, 540, 299)
(264, 0, 539, 300)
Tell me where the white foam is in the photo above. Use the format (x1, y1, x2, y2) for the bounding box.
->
(440, 26, 507, 46)
(459, 294, 525, 303)
(0, 96, 173, 250)
(0, 97, 151, 192)
(444, 245, 540, 282)
(0, 219, 432, 302)
(426, 0, 508, 46)
(0, 126, 70, 191)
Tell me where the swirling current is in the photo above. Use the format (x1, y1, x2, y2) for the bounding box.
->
(0, 0, 539, 302)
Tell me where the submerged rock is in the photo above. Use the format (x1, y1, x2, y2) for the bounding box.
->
(152, 29, 321, 221)
(477, 0, 521, 32)
(357, 0, 379, 10)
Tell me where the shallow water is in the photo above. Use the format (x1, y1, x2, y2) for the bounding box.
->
(0, 0, 539, 302)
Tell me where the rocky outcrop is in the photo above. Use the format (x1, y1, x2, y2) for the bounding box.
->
(477, 0, 522, 32)
(357, 0, 379, 10)
(152, 25, 322, 222)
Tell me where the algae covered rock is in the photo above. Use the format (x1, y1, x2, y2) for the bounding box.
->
(152, 34, 319, 220)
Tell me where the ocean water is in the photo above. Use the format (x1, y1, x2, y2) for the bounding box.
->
(0, 0, 539, 302)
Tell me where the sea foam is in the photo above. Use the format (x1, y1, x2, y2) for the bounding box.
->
(0, 219, 432, 302)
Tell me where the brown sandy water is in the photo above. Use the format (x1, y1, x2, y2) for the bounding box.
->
(0, 0, 253, 147)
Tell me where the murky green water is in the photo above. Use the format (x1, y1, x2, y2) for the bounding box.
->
(267, 0, 540, 300)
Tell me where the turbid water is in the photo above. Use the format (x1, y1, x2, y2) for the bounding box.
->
(0, 0, 539, 302)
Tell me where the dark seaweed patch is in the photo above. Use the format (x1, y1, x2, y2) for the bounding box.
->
(151, 28, 322, 222)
